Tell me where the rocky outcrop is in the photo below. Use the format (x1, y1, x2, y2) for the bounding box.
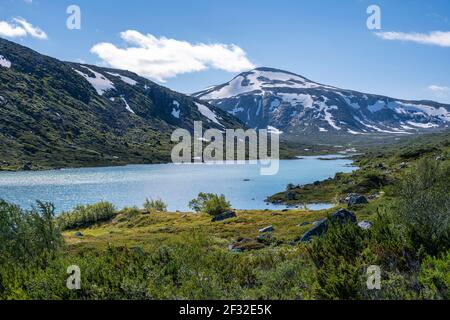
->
(297, 209, 357, 242)
(211, 211, 237, 222)
(358, 221, 373, 230)
(259, 225, 274, 233)
(346, 193, 368, 207)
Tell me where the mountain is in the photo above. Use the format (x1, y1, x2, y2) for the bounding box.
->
(193, 67, 450, 142)
(0, 38, 243, 170)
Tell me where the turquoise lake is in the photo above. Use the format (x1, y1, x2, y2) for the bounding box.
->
(0, 156, 356, 213)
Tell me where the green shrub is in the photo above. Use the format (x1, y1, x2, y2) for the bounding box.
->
(419, 251, 450, 299)
(188, 193, 232, 216)
(307, 220, 368, 299)
(57, 201, 117, 230)
(0, 200, 61, 266)
(143, 198, 168, 212)
(393, 158, 450, 256)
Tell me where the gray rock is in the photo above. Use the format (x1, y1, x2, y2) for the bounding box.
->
(211, 211, 237, 222)
(299, 221, 311, 227)
(368, 192, 380, 200)
(74, 232, 83, 237)
(259, 225, 274, 233)
(0, 96, 7, 107)
(358, 221, 373, 230)
(298, 209, 356, 242)
(346, 193, 368, 207)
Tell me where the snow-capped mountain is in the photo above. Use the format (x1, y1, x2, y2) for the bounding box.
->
(193, 67, 450, 138)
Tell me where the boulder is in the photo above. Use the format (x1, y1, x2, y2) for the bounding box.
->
(259, 225, 274, 233)
(298, 209, 356, 242)
(22, 163, 32, 171)
(211, 211, 237, 222)
(346, 193, 368, 207)
(299, 221, 311, 227)
(0, 96, 7, 107)
(358, 221, 373, 230)
(74, 231, 83, 237)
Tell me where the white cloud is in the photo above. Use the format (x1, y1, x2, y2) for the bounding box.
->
(375, 31, 450, 47)
(91, 30, 255, 82)
(428, 85, 450, 93)
(0, 21, 27, 38)
(0, 17, 47, 40)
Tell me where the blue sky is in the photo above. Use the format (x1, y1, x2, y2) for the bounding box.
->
(1, 0, 450, 102)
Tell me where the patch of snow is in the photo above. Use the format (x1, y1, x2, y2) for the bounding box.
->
(171, 100, 180, 118)
(394, 101, 450, 122)
(269, 99, 281, 111)
(406, 121, 438, 129)
(316, 101, 341, 130)
(318, 127, 328, 132)
(367, 100, 386, 113)
(120, 97, 135, 114)
(199, 69, 334, 100)
(267, 126, 283, 135)
(277, 93, 314, 108)
(363, 122, 410, 134)
(106, 72, 138, 86)
(230, 102, 244, 115)
(256, 100, 262, 116)
(195, 102, 223, 127)
(347, 129, 363, 135)
(74, 66, 115, 95)
(0, 55, 11, 68)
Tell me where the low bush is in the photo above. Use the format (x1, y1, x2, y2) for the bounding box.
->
(57, 201, 117, 230)
(188, 193, 232, 216)
(143, 198, 168, 212)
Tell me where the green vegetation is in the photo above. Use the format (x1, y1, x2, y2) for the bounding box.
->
(269, 131, 450, 206)
(0, 132, 449, 300)
(57, 201, 117, 231)
(143, 198, 168, 212)
(189, 193, 232, 216)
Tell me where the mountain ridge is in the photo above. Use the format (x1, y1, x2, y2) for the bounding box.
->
(193, 67, 450, 141)
(0, 37, 243, 170)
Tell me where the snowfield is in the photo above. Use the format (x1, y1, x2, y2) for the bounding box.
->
(0, 55, 11, 68)
(74, 66, 115, 95)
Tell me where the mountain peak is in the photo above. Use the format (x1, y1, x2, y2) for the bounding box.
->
(193, 67, 450, 139)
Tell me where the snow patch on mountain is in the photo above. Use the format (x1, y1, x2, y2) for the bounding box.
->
(171, 100, 180, 118)
(120, 97, 135, 114)
(74, 66, 115, 95)
(268, 126, 283, 135)
(0, 55, 11, 68)
(195, 102, 223, 127)
(107, 72, 138, 86)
